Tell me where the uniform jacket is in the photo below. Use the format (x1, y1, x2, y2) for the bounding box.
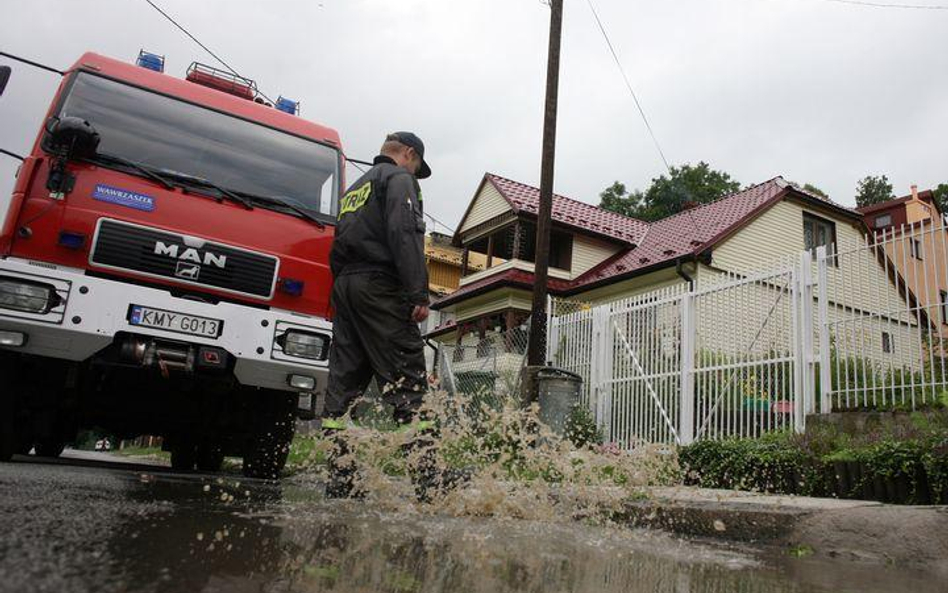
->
(329, 155, 429, 306)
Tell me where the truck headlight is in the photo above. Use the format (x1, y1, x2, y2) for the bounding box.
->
(276, 330, 329, 361)
(0, 278, 61, 314)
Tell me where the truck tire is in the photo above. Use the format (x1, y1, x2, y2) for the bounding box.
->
(170, 443, 197, 471)
(0, 352, 18, 462)
(196, 444, 224, 473)
(0, 420, 13, 462)
(242, 392, 296, 480)
(35, 439, 66, 458)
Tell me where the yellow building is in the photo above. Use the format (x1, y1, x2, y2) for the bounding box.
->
(857, 186, 948, 339)
(425, 231, 485, 298)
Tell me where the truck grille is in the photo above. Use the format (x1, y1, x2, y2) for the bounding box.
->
(90, 219, 279, 299)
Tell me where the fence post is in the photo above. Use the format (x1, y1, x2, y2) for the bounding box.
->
(679, 293, 696, 445)
(791, 256, 803, 433)
(800, 252, 816, 420)
(546, 298, 557, 366)
(592, 304, 613, 443)
(815, 245, 833, 413)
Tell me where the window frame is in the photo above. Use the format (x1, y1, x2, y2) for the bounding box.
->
(910, 238, 923, 261)
(941, 290, 948, 326)
(803, 213, 838, 266)
(881, 331, 893, 354)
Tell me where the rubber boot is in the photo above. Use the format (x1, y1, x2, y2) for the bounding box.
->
(396, 413, 473, 503)
(323, 425, 364, 500)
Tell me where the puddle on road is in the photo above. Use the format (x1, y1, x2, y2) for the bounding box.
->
(100, 390, 944, 593)
(101, 474, 939, 593)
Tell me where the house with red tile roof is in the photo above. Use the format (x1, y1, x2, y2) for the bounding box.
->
(428, 173, 919, 366)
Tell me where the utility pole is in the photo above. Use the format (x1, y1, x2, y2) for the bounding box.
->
(526, 0, 563, 382)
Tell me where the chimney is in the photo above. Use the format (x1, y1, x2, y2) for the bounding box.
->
(911, 184, 919, 201)
(682, 201, 699, 211)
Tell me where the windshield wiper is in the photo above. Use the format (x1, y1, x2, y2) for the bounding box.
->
(152, 169, 254, 210)
(233, 191, 327, 230)
(85, 153, 176, 190)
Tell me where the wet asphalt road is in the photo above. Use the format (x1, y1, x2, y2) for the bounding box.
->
(1, 452, 945, 593)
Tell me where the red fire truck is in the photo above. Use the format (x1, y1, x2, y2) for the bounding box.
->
(0, 51, 342, 478)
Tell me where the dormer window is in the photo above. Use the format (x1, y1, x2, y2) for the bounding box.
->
(874, 214, 892, 228)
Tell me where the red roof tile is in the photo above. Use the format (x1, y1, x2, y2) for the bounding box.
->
(433, 268, 571, 309)
(573, 178, 790, 286)
(855, 189, 936, 215)
(486, 173, 649, 245)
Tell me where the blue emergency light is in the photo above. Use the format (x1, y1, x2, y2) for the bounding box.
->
(278, 278, 305, 297)
(275, 96, 300, 116)
(136, 50, 165, 73)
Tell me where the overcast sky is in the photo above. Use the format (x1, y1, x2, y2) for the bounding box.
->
(1, 0, 945, 234)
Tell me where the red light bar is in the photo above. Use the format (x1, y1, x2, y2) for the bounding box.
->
(185, 62, 257, 101)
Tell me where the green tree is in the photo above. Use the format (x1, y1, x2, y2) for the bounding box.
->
(791, 182, 829, 199)
(855, 175, 894, 208)
(598, 162, 740, 222)
(597, 181, 644, 219)
(933, 183, 948, 213)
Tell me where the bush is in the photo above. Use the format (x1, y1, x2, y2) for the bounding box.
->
(679, 418, 948, 503)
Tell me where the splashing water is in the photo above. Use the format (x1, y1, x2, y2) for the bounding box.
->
(289, 388, 679, 523)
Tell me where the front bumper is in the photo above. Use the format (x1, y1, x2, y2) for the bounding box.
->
(0, 257, 332, 393)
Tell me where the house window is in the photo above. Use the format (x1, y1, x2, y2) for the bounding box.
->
(941, 290, 948, 325)
(874, 214, 892, 228)
(910, 238, 923, 260)
(803, 213, 837, 264)
(882, 331, 893, 354)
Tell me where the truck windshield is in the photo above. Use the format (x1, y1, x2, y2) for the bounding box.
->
(55, 73, 339, 218)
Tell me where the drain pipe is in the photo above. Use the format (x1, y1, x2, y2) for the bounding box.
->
(675, 257, 696, 290)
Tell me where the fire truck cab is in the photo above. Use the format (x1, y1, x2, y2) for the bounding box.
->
(0, 51, 341, 478)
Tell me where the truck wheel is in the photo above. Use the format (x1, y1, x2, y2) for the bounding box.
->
(0, 352, 17, 462)
(0, 420, 13, 462)
(170, 443, 197, 471)
(196, 444, 224, 473)
(242, 392, 296, 480)
(35, 439, 66, 458)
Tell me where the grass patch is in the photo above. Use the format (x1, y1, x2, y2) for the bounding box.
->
(114, 446, 170, 461)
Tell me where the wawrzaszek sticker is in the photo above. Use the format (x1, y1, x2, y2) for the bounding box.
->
(92, 184, 156, 212)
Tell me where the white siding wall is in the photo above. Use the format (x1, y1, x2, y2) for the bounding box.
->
(571, 235, 623, 278)
(454, 290, 533, 323)
(458, 180, 512, 235)
(699, 259, 919, 370)
(574, 267, 689, 306)
(712, 199, 913, 324)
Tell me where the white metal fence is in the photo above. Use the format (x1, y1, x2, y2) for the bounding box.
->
(547, 219, 948, 447)
(818, 219, 948, 411)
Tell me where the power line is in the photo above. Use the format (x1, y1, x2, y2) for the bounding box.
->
(821, 0, 948, 9)
(141, 0, 276, 104)
(585, 0, 671, 172)
(424, 212, 456, 235)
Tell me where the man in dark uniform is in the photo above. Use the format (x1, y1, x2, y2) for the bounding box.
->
(326, 131, 431, 423)
(322, 132, 433, 498)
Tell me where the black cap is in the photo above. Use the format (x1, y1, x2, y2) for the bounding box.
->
(390, 131, 431, 179)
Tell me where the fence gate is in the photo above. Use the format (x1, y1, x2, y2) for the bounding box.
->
(691, 265, 804, 443)
(549, 263, 807, 449)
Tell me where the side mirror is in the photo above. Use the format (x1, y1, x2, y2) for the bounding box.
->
(0, 66, 10, 97)
(46, 116, 100, 160)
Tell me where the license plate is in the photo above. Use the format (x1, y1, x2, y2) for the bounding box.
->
(128, 305, 222, 338)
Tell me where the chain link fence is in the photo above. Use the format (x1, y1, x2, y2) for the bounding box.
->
(433, 323, 531, 411)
